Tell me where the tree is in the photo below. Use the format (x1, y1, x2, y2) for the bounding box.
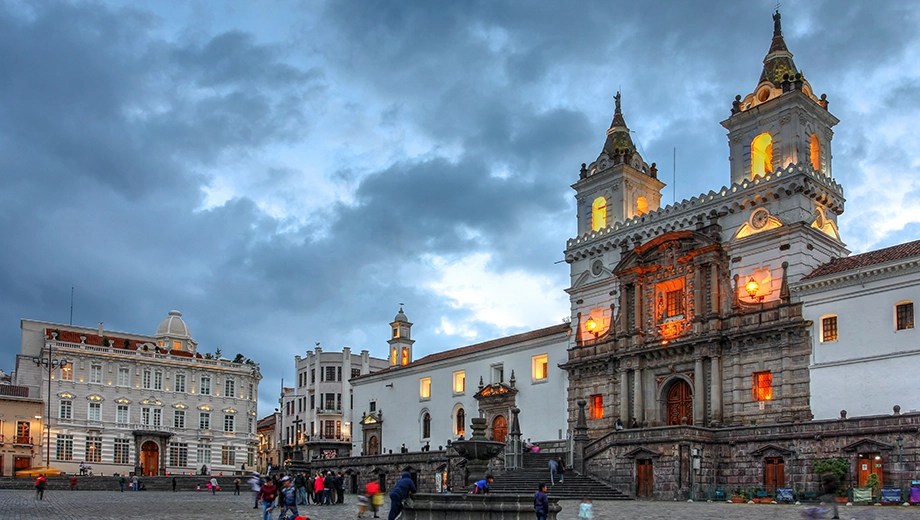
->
(232, 353, 246, 364)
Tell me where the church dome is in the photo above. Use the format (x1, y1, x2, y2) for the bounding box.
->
(393, 307, 409, 323)
(156, 310, 192, 339)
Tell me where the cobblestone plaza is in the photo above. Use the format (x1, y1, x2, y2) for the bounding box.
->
(1, 490, 917, 520)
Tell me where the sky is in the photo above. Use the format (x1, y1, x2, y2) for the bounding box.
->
(2, 0, 920, 414)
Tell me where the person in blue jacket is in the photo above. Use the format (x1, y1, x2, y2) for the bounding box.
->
(388, 471, 417, 520)
(472, 475, 494, 495)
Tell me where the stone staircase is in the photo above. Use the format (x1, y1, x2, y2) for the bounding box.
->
(0, 474, 247, 492)
(489, 452, 631, 500)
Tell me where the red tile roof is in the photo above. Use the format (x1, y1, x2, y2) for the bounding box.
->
(352, 323, 571, 381)
(801, 239, 920, 280)
(47, 328, 203, 358)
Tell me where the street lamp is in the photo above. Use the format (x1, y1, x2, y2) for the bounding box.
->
(32, 342, 69, 469)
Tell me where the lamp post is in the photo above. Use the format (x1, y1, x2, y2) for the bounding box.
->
(32, 341, 69, 469)
(897, 435, 904, 496)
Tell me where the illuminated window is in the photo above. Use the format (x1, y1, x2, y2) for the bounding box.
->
(751, 133, 773, 179)
(16, 421, 30, 444)
(752, 371, 773, 401)
(592, 197, 607, 231)
(636, 196, 649, 216)
(589, 394, 604, 419)
(809, 133, 821, 171)
(896, 302, 914, 331)
(419, 377, 431, 400)
(532, 354, 549, 382)
(453, 371, 466, 394)
(173, 340, 181, 350)
(821, 316, 838, 342)
(85, 436, 102, 463)
(401, 347, 409, 366)
(392, 327, 399, 339)
(422, 412, 431, 439)
(666, 289, 684, 317)
(221, 445, 235, 465)
(391, 347, 398, 366)
(61, 364, 73, 381)
(456, 408, 466, 436)
(56, 434, 74, 461)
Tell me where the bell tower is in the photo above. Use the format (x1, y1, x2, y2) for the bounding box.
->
(387, 307, 414, 367)
(574, 92, 666, 236)
(722, 10, 839, 187)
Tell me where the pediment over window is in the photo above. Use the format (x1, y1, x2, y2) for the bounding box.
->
(842, 438, 894, 452)
(749, 443, 793, 458)
(623, 446, 661, 459)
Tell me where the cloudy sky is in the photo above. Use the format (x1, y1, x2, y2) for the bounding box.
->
(2, 0, 919, 413)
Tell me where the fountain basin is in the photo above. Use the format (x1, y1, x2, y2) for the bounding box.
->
(403, 492, 561, 520)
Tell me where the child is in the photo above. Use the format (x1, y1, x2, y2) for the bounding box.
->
(578, 498, 594, 519)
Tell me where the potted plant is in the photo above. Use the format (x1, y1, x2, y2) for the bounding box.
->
(730, 488, 748, 503)
(864, 473, 881, 503)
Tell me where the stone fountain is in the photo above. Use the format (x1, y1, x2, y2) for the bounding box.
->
(401, 413, 562, 520)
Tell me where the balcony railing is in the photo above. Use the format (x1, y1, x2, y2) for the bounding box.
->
(14, 436, 33, 446)
(49, 339, 260, 374)
(133, 423, 173, 433)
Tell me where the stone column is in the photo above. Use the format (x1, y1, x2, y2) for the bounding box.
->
(573, 400, 589, 474)
(508, 407, 522, 470)
(619, 368, 630, 422)
(710, 264, 719, 315)
(710, 355, 722, 425)
(693, 357, 704, 425)
(633, 367, 644, 425)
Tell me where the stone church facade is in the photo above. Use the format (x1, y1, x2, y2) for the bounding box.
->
(562, 12, 917, 500)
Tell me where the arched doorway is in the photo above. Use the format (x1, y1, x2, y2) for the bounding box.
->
(666, 380, 693, 426)
(367, 435, 379, 456)
(141, 441, 159, 476)
(491, 415, 507, 443)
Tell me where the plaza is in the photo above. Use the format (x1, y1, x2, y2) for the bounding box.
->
(0, 490, 916, 520)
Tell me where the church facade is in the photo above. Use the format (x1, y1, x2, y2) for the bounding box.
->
(561, 12, 918, 499)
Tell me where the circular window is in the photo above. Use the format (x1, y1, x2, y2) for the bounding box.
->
(757, 88, 770, 102)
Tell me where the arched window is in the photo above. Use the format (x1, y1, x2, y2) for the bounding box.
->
(455, 408, 466, 437)
(391, 347, 397, 366)
(809, 133, 821, 171)
(422, 412, 431, 439)
(751, 133, 773, 178)
(400, 347, 409, 366)
(591, 197, 607, 231)
(636, 196, 649, 216)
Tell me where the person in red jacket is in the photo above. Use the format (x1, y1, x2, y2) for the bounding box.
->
(257, 478, 278, 520)
(313, 473, 325, 505)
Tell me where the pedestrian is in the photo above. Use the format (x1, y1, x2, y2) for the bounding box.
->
(313, 473, 324, 504)
(233, 476, 241, 495)
(578, 497, 594, 518)
(630, 417, 639, 428)
(210, 475, 219, 494)
(548, 457, 558, 485)
(387, 471, 417, 520)
(556, 457, 566, 484)
(70, 475, 78, 490)
(172, 476, 177, 492)
(118, 474, 125, 492)
(35, 474, 47, 500)
(323, 471, 334, 505)
(367, 479, 383, 518)
(258, 477, 278, 520)
(820, 472, 840, 519)
(534, 483, 549, 520)
(278, 476, 299, 520)
(305, 471, 314, 504)
(294, 472, 306, 504)
(248, 471, 263, 509)
(471, 475, 493, 495)
(335, 471, 346, 504)
(614, 417, 623, 431)
(132, 474, 138, 491)
(79, 461, 86, 476)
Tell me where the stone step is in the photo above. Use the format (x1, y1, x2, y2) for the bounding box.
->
(0, 475, 250, 492)
(489, 469, 631, 501)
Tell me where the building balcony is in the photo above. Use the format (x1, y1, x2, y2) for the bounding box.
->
(317, 408, 343, 415)
(13, 436, 33, 446)
(133, 423, 173, 433)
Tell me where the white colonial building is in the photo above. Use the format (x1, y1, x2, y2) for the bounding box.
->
(279, 345, 388, 462)
(14, 311, 261, 476)
(792, 239, 920, 419)
(351, 308, 570, 456)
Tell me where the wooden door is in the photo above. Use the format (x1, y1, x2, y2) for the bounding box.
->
(666, 380, 693, 425)
(141, 441, 159, 476)
(764, 457, 785, 490)
(636, 459, 653, 498)
(857, 454, 883, 487)
(491, 415, 507, 443)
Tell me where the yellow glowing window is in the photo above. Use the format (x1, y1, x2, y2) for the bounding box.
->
(391, 347, 397, 366)
(453, 371, 466, 394)
(419, 377, 431, 400)
(401, 347, 409, 366)
(751, 133, 773, 179)
(532, 354, 549, 381)
(809, 133, 821, 171)
(665, 289, 684, 317)
(636, 196, 649, 216)
(752, 371, 773, 401)
(392, 327, 399, 339)
(592, 197, 607, 231)
(61, 364, 73, 381)
(821, 316, 838, 342)
(589, 394, 604, 419)
(173, 341, 181, 351)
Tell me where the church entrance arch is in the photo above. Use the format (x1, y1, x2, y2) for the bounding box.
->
(665, 379, 693, 426)
(141, 441, 159, 476)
